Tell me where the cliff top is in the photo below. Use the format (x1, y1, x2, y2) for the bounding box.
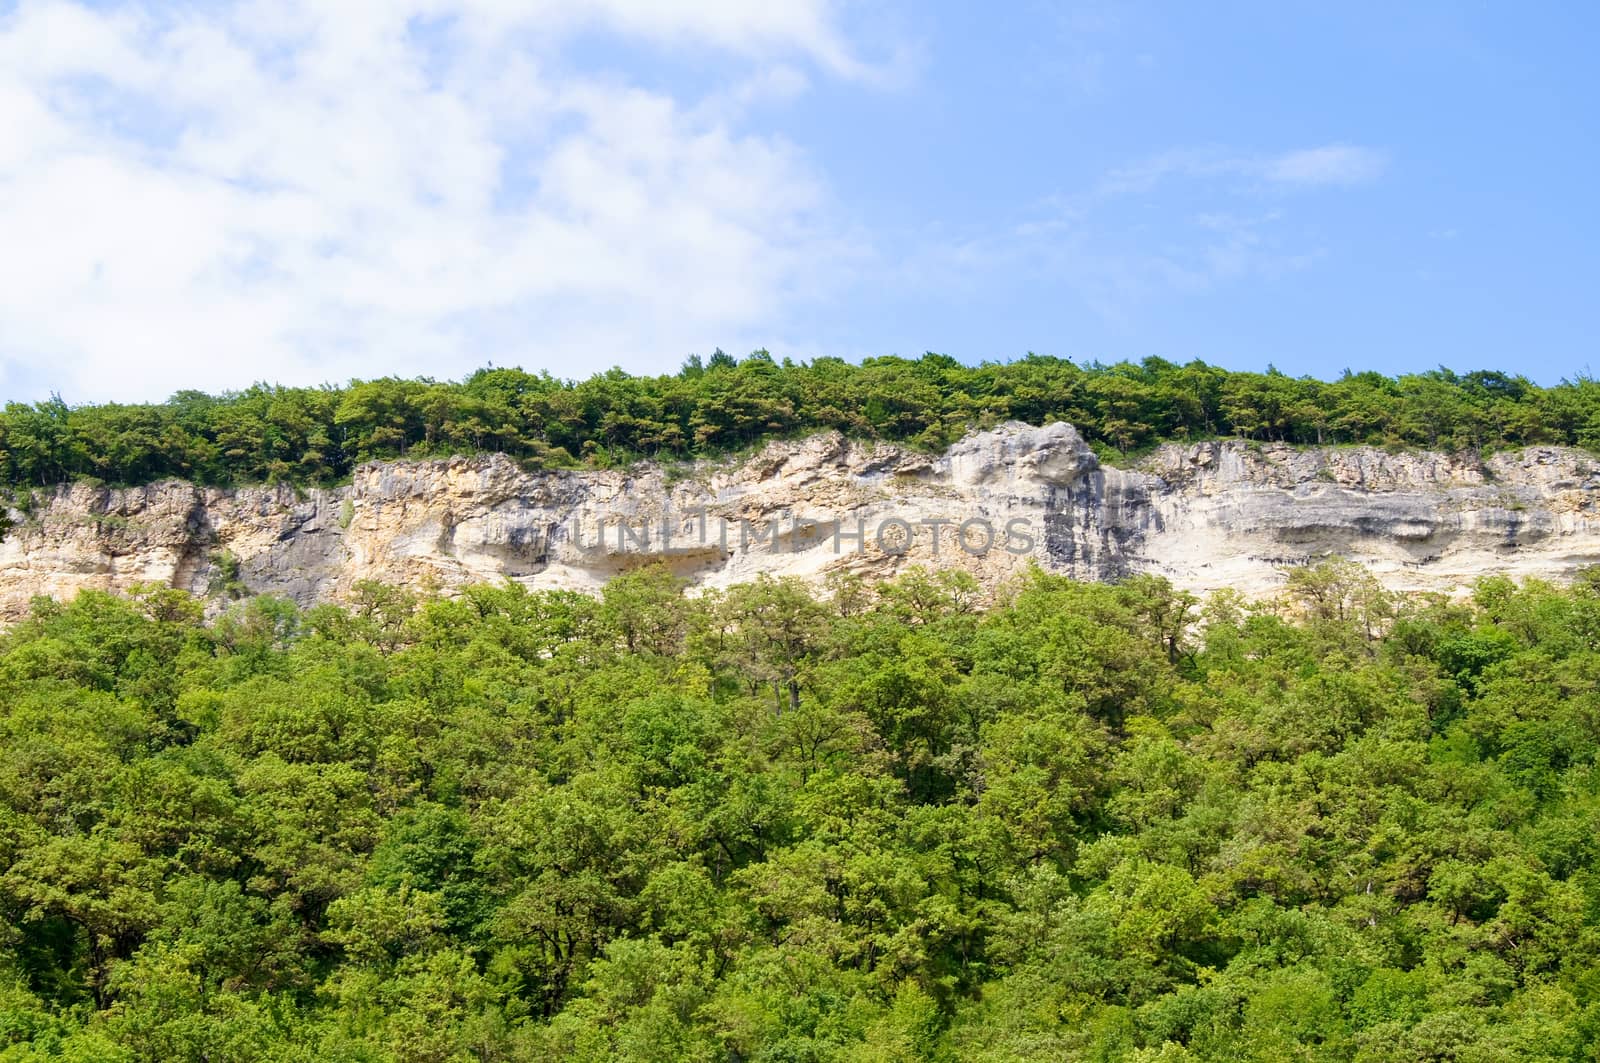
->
(1, 355, 1592, 493)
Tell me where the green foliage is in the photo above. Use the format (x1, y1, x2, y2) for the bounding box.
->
(5, 357, 1600, 489)
(206, 550, 248, 600)
(5, 566, 1600, 1057)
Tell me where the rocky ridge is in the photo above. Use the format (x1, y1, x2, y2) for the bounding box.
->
(2, 422, 1598, 617)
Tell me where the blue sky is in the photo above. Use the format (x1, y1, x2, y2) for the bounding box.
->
(0, 1, 1595, 402)
(789, 1, 1596, 382)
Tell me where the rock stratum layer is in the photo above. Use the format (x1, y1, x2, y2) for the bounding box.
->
(3, 422, 1600, 617)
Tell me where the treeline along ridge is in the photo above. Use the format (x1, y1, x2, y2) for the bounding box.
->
(2, 353, 1596, 489)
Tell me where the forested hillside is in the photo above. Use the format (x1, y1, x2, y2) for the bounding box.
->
(3, 354, 1598, 489)
(4, 562, 1600, 1060)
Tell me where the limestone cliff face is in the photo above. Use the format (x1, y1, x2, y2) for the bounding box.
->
(3, 422, 1599, 616)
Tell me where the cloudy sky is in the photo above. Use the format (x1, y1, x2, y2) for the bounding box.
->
(0, 1, 1595, 402)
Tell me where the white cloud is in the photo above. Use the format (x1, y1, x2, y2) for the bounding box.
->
(471, 0, 868, 78)
(1103, 142, 1387, 194)
(0, 0, 870, 402)
(1264, 144, 1386, 185)
(922, 142, 1375, 328)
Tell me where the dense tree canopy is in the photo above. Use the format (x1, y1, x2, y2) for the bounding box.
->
(4, 563, 1600, 1059)
(3, 354, 1598, 489)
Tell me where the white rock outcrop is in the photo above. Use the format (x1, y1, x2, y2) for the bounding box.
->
(2, 422, 1599, 616)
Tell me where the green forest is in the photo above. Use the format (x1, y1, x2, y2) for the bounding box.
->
(3, 354, 1600, 489)
(5, 561, 1600, 1060)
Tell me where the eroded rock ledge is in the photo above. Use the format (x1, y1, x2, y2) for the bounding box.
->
(3, 423, 1598, 617)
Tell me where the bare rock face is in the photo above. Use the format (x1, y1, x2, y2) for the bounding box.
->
(2, 423, 1599, 616)
(1138, 441, 1600, 595)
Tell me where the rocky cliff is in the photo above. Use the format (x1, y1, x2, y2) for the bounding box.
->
(3, 422, 1599, 617)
